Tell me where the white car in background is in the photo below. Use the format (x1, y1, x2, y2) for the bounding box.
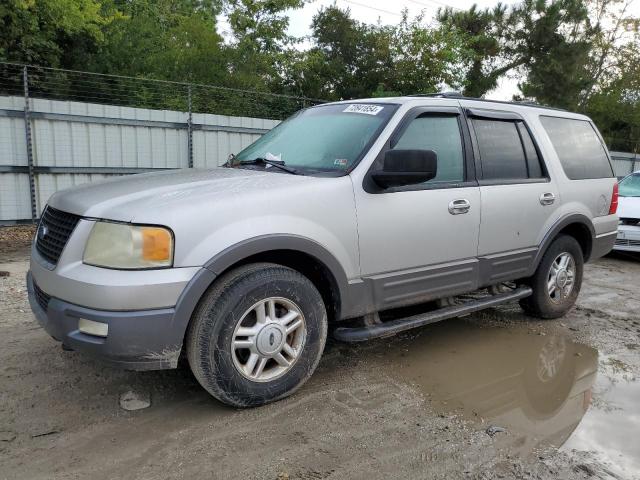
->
(615, 171, 640, 253)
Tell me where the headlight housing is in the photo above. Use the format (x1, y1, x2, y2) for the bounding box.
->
(83, 222, 173, 269)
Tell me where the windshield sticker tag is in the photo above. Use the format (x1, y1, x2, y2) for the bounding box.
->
(343, 104, 384, 115)
(334, 158, 348, 168)
(265, 152, 282, 161)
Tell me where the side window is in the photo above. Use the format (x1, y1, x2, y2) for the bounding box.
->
(539, 116, 613, 180)
(393, 115, 464, 183)
(472, 118, 545, 181)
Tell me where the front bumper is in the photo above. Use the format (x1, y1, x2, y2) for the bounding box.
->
(27, 265, 216, 370)
(613, 224, 640, 253)
(27, 271, 183, 370)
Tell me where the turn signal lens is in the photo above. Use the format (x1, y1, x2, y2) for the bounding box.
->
(609, 183, 619, 215)
(142, 227, 172, 261)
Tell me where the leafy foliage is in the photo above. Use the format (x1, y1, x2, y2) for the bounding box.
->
(437, 3, 518, 97)
(0, 0, 638, 149)
(282, 6, 466, 99)
(0, 0, 113, 67)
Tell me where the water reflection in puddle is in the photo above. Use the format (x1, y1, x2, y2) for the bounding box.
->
(373, 320, 638, 474)
(562, 355, 640, 477)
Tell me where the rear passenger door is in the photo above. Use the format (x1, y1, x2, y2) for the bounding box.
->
(465, 108, 560, 284)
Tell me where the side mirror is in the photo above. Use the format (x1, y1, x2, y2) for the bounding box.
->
(370, 149, 438, 189)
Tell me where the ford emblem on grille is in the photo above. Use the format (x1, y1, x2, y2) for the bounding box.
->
(38, 224, 48, 240)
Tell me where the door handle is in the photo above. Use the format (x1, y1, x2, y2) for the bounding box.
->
(448, 199, 471, 215)
(540, 192, 556, 206)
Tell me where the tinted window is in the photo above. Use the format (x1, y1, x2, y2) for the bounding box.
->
(540, 116, 613, 180)
(517, 122, 544, 178)
(393, 115, 464, 183)
(472, 119, 528, 180)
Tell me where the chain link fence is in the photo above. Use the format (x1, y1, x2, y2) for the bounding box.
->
(0, 62, 326, 225)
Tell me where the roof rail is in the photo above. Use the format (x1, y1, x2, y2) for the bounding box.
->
(410, 92, 466, 99)
(407, 92, 566, 112)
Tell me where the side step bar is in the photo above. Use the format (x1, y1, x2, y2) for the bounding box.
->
(333, 286, 532, 342)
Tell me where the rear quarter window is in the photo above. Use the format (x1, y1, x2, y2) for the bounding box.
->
(539, 116, 613, 180)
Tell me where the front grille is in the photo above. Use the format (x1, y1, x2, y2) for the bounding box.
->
(35, 207, 80, 265)
(620, 218, 639, 225)
(615, 238, 640, 247)
(33, 281, 51, 312)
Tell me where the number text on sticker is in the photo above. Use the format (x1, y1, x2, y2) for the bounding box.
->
(343, 104, 384, 115)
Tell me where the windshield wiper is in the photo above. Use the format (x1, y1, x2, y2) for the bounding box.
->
(238, 157, 299, 175)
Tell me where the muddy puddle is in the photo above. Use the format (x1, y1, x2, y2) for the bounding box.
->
(372, 319, 639, 477)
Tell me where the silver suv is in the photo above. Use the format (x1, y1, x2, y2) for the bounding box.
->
(27, 95, 619, 407)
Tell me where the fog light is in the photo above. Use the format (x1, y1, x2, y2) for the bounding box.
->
(78, 318, 109, 337)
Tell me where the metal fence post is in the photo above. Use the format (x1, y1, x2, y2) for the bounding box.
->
(187, 85, 193, 168)
(23, 66, 38, 223)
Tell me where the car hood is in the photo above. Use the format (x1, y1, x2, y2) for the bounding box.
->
(618, 196, 640, 219)
(47, 167, 321, 222)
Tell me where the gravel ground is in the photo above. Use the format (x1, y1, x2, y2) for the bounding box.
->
(0, 228, 638, 480)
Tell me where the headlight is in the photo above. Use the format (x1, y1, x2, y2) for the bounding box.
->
(83, 222, 173, 269)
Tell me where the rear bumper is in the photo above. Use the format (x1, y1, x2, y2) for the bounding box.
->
(28, 271, 188, 370)
(613, 224, 640, 253)
(591, 231, 617, 260)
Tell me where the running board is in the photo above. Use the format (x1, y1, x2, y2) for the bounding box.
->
(333, 286, 533, 342)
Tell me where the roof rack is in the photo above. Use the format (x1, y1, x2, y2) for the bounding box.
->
(407, 92, 566, 112)
(410, 92, 466, 99)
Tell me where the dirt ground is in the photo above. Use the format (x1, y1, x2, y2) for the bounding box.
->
(1, 226, 639, 480)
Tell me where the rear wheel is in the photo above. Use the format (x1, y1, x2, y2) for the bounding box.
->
(186, 263, 327, 407)
(520, 235, 583, 319)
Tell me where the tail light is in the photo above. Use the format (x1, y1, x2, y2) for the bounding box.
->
(609, 183, 619, 215)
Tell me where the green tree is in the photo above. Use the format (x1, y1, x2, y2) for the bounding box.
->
(224, 0, 305, 91)
(388, 11, 467, 95)
(586, 42, 640, 152)
(285, 5, 393, 100)
(516, 0, 596, 110)
(582, 0, 639, 103)
(92, 0, 225, 83)
(437, 3, 518, 98)
(0, 0, 113, 68)
(283, 6, 466, 100)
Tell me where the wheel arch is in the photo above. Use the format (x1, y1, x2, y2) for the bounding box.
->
(172, 235, 351, 348)
(529, 214, 595, 276)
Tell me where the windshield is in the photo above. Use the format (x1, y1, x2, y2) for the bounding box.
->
(619, 173, 640, 197)
(234, 103, 398, 173)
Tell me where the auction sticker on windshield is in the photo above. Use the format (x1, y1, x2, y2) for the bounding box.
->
(343, 104, 384, 115)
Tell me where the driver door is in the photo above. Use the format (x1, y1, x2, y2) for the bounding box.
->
(353, 106, 481, 310)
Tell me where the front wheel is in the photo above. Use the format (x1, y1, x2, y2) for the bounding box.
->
(186, 263, 328, 407)
(520, 235, 583, 319)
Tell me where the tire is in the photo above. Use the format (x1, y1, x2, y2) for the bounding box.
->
(519, 235, 584, 319)
(186, 263, 328, 407)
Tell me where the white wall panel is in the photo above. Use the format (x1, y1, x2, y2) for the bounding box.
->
(0, 173, 31, 220)
(0, 116, 28, 166)
(0, 96, 279, 221)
